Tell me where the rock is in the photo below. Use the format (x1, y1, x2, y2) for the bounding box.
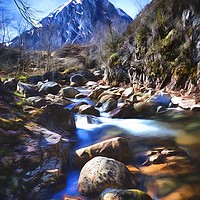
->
(96, 93, 118, 107)
(70, 74, 87, 86)
(4, 78, 17, 91)
(62, 87, 80, 98)
(71, 102, 88, 113)
(121, 87, 134, 99)
(43, 70, 63, 82)
(134, 102, 158, 117)
(46, 94, 73, 106)
(99, 188, 153, 200)
(38, 81, 61, 95)
(149, 92, 171, 107)
(101, 98, 118, 112)
(26, 96, 49, 108)
(31, 103, 76, 135)
(28, 75, 43, 84)
(111, 103, 136, 118)
(78, 104, 100, 117)
(75, 93, 87, 99)
(78, 156, 135, 195)
(178, 99, 196, 109)
(72, 137, 133, 168)
(190, 105, 200, 112)
(85, 81, 98, 87)
(17, 81, 39, 97)
(88, 86, 109, 99)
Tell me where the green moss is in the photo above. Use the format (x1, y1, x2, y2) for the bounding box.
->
(0, 117, 23, 131)
(13, 91, 24, 98)
(18, 75, 27, 82)
(61, 66, 80, 74)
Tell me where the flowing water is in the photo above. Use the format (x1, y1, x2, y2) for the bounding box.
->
(49, 95, 200, 200)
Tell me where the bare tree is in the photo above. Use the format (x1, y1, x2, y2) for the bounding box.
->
(13, 0, 39, 27)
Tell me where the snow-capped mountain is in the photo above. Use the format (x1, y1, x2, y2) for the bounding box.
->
(11, 0, 132, 50)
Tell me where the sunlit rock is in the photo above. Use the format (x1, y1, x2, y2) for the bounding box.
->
(72, 137, 133, 168)
(62, 86, 81, 98)
(17, 81, 39, 97)
(101, 97, 118, 112)
(70, 74, 87, 86)
(78, 104, 100, 117)
(38, 81, 61, 95)
(134, 102, 158, 117)
(99, 188, 153, 200)
(78, 156, 135, 195)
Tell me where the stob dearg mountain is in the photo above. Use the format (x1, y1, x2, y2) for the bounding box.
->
(10, 0, 132, 50)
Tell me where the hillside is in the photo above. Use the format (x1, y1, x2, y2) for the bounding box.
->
(105, 0, 200, 95)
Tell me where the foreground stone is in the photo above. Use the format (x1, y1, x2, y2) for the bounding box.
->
(78, 156, 135, 195)
(99, 188, 153, 200)
(72, 137, 133, 168)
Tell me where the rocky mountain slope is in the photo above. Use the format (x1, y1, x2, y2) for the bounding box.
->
(10, 0, 132, 50)
(106, 0, 200, 96)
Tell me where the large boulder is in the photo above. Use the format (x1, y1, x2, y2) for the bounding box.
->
(31, 103, 76, 135)
(38, 81, 61, 95)
(62, 86, 81, 98)
(134, 102, 158, 117)
(72, 137, 133, 168)
(78, 156, 135, 195)
(70, 74, 87, 86)
(99, 188, 153, 200)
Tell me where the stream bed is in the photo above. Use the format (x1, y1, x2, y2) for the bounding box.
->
(49, 108, 200, 200)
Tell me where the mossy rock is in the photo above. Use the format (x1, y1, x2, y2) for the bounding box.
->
(100, 188, 153, 200)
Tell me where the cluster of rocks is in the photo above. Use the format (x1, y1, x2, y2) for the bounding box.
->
(1, 68, 200, 199)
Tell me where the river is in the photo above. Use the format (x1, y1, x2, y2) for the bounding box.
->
(49, 94, 200, 200)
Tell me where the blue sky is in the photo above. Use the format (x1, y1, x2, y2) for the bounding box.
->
(9, 0, 151, 20)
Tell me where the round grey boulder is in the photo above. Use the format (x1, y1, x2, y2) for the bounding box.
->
(78, 156, 135, 195)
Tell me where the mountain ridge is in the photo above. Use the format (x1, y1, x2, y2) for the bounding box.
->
(10, 0, 132, 50)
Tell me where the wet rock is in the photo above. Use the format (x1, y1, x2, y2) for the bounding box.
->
(96, 93, 118, 107)
(190, 105, 200, 112)
(26, 96, 49, 108)
(62, 86, 80, 98)
(134, 102, 158, 117)
(17, 81, 39, 97)
(72, 137, 133, 168)
(38, 81, 61, 95)
(99, 188, 153, 200)
(70, 74, 87, 86)
(149, 92, 171, 107)
(101, 98, 118, 112)
(78, 156, 135, 195)
(78, 104, 100, 117)
(111, 103, 137, 118)
(88, 86, 109, 99)
(75, 93, 87, 99)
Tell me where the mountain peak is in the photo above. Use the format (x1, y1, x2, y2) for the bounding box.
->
(11, 0, 132, 50)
